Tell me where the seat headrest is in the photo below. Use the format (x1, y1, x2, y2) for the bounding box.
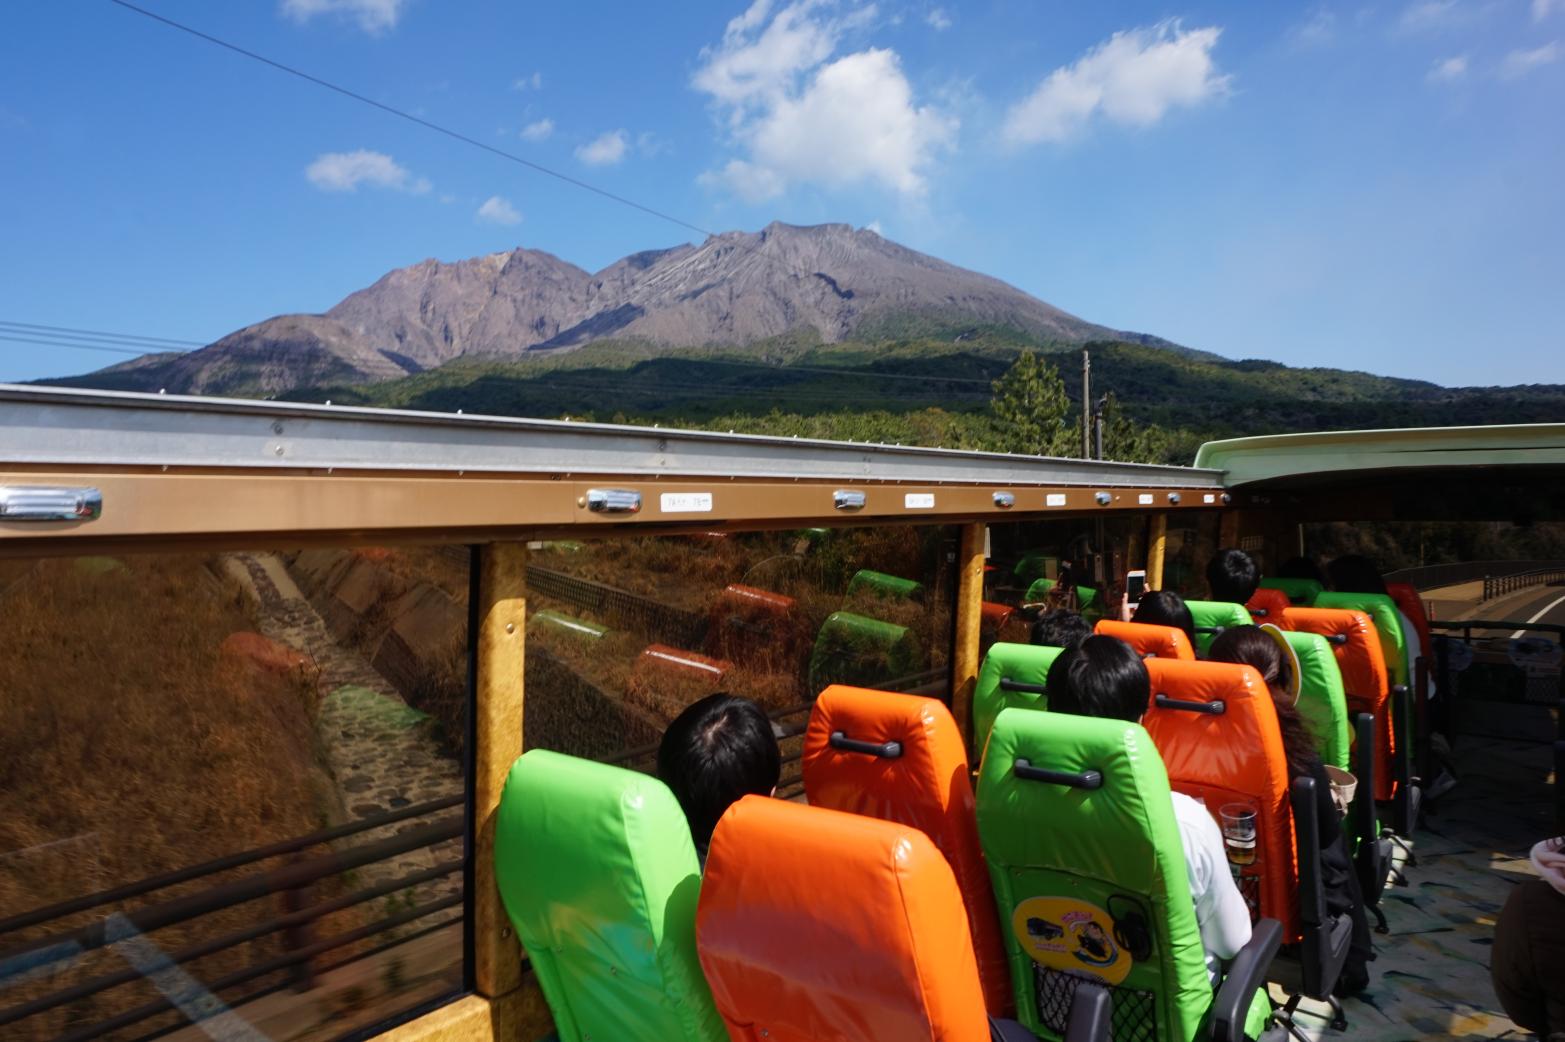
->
(1094, 619, 1195, 660)
(1280, 607, 1387, 703)
(1244, 588, 1292, 624)
(974, 642, 1062, 751)
(698, 796, 990, 1042)
(1314, 592, 1408, 686)
(494, 750, 724, 1042)
(804, 685, 970, 831)
(1282, 629, 1352, 770)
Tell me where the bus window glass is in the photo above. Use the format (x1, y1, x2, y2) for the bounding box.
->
(0, 547, 470, 1042)
(522, 525, 958, 797)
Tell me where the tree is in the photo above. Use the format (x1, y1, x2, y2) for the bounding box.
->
(1098, 391, 1174, 464)
(989, 350, 1075, 457)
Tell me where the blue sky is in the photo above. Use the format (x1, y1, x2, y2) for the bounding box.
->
(1, 0, 1560, 386)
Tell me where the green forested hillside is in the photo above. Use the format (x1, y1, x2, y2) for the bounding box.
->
(278, 332, 1565, 464)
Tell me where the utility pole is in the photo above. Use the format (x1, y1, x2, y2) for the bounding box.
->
(1080, 349, 1092, 460)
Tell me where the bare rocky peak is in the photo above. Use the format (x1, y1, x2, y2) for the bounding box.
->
(85, 222, 1145, 396)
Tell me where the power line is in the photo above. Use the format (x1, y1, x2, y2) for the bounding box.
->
(105, 0, 715, 241)
(0, 333, 184, 357)
(0, 320, 204, 348)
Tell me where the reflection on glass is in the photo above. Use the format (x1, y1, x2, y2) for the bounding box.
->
(523, 527, 958, 794)
(0, 549, 469, 1041)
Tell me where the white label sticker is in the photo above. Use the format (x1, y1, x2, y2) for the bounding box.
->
(660, 492, 713, 513)
(1203, 493, 1216, 504)
(904, 493, 935, 509)
(1138, 493, 1154, 505)
(1045, 493, 1067, 507)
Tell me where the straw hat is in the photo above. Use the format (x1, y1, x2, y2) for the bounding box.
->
(1258, 623, 1302, 705)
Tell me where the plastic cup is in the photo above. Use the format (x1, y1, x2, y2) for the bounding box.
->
(1325, 765, 1357, 816)
(1219, 803, 1258, 867)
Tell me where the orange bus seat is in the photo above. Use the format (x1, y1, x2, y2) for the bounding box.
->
(1142, 659, 1299, 941)
(1244, 588, 1293, 627)
(802, 685, 1011, 1015)
(1281, 608, 1393, 802)
(697, 796, 993, 1042)
(1094, 619, 1196, 660)
(707, 584, 804, 666)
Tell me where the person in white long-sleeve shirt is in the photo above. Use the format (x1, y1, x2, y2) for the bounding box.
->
(1047, 635, 1253, 982)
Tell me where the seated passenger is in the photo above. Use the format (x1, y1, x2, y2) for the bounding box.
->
(1278, 555, 1327, 585)
(1030, 607, 1093, 649)
(1209, 626, 1373, 996)
(1206, 547, 1260, 605)
(1492, 836, 1565, 1039)
(657, 693, 780, 867)
(1132, 589, 1197, 648)
(1046, 635, 1252, 982)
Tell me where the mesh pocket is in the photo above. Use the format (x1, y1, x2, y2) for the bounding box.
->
(1033, 964, 1158, 1042)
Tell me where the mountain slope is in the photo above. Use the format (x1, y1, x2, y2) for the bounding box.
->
(50, 223, 1182, 396)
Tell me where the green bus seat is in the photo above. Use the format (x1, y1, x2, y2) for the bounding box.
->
(1185, 601, 1253, 657)
(494, 750, 726, 1042)
(1283, 631, 1352, 772)
(1258, 578, 1323, 607)
(846, 568, 925, 601)
(807, 611, 920, 693)
(974, 642, 1063, 755)
(977, 710, 1281, 1042)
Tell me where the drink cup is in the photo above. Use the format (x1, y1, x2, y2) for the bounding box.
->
(1219, 803, 1258, 867)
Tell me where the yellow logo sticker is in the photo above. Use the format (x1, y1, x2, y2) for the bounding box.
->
(1011, 896, 1132, 986)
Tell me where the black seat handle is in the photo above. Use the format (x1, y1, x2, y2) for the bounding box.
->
(1014, 758, 1102, 789)
(1325, 633, 1348, 645)
(1194, 625, 1226, 635)
(829, 731, 903, 759)
(1153, 693, 1226, 715)
(999, 676, 1047, 695)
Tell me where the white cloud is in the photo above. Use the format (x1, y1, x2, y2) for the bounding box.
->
(863, 219, 883, 234)
(513, 71, 543, 90)
(637, 131, 671, 157)
(280, 0, 406, 34)
(1536, 0, 1560, 21)
(1428, 54, 1469, 80)
(1002, 20, 1229, 147)
(520, 118, 554, 142)
(926, 8, 952, 31)
(1289, 7, 1336, 47)
(1397, 0, 1462, 32)
(1500, 41, 1560, 77)
(693, 1, 955, 200)
(305, 150, 430, 193)
(476, 196, 522, 225)
(576, 129, 629, 166)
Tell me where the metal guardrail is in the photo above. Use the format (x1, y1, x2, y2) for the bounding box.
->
(1482, 568, 1565, 601)
(1385, 560, 1565, 591)
(0, 795, 466, 1040)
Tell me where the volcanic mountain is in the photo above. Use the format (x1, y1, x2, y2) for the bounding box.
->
(72, 222, 1177, 397)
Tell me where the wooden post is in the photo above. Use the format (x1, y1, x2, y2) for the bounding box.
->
(952, 522, 986, 752)
(475, 542, 528, 999)
(1146, 513, 1168, 592)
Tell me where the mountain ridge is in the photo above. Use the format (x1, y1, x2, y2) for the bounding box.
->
(57, 222, 1194, 397)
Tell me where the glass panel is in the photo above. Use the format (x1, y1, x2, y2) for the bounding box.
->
(523, 526, 958, 795)
(0, 548, 470, 1042)
(985, 513, 1222, 641)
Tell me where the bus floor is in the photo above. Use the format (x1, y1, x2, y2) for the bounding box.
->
(1273, 701, 1557, 1040)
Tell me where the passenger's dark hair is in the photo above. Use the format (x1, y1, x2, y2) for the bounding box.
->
(1206, 548, 1259, 605)
(657, 693, 780, 853)
(1208, 626, 1317, 781)
(1032, 608, 1094, 650)
(1132, 590, 1196, 645)
(1327, 554, 1389, 597)
(1046, 635, 1150, 724)
(1277, 556, 1326, 584)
